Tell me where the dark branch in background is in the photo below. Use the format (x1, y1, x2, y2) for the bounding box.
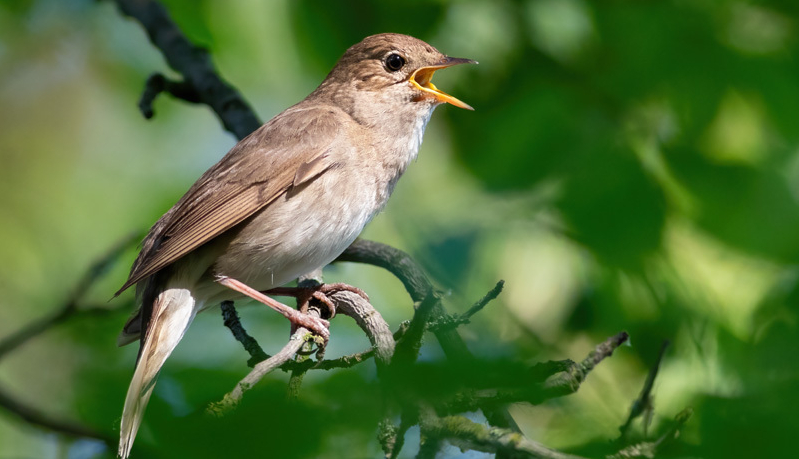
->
(138, 73, 201, 119)
(0, 232, 139, 362)
(0, 233, 139, 443)
(0, 385, 112, 442)
(113, 0, 261, 138)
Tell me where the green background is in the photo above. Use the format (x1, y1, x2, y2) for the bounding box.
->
(1, 0, 798, 457)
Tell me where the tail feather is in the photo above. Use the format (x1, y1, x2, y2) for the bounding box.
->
(118, 288, 197, 459)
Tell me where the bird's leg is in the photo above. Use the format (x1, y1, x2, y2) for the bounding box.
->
(266, 283, 370, 319)
(216, 276, 330, 341)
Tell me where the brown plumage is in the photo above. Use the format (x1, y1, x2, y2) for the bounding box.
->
(116, 33, 474, 458)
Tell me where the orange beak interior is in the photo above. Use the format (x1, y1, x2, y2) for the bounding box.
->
(409, 58, 475, 110)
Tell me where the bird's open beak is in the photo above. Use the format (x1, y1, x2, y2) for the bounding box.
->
(410, 57, 477, 110)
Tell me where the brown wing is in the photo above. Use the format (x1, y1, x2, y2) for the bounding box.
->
(115, 105, 342, 295)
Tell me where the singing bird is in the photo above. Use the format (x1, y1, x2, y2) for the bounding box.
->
(115, 33, 474, 457)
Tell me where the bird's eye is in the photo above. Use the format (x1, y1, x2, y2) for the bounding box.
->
(385, 53, 406, 72)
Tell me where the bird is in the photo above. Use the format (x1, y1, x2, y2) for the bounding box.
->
(115, 33, 474, 458)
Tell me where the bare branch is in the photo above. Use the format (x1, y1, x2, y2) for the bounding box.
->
(439, 332, 630, 414)
(220, 300, 269, 368)
(419, 407, 588, 459)
(609, 408, 692, 459)
(0, 232, 139, 361)
(429, 280, 504, 332)
(0, 234, 138, 442)
(113, 0, 261, 138)
(618, 340, 669, 439)
(138, 73, 202, 119)
(0, 384, 112, 443)
(542, 331, 630, 398)
(207, 326, 314, 416)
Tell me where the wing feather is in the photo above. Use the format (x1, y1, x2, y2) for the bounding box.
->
(116, 105, 342, 295)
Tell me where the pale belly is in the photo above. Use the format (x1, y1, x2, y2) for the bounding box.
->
(200, 166, 381, 304)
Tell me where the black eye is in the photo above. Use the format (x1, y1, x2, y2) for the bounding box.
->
(385, 53, 406, 72)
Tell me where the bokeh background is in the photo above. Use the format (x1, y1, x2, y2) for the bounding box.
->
(2, 0, 798, 457)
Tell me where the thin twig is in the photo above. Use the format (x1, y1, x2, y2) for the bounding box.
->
(220, 300, 269, 367)
(0, 234, 137, 442)
(429, 280, 504, 332)
(207, 327, 313, 416)
(609, 408, 692, 459)
(542, 331, 630, 398)
(0, 384, 112, 443)
(618, 340, 669, 439)
(0, 232, 139, 361)
(461, 280, 505, 321)
(419, 406, 588, 459)
(438, 332, 630, 414)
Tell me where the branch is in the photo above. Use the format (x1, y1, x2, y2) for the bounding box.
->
(0, 384, 112, 443)
(439, 332, 630, 414)
(138, 73, 202, 119)
(428, 280, 504, 332)
(220, 300, 268, 368)
(541, 331, 630, 399)
(0, 234, 138, 442)
(207, 325, 313, 416)
(419, 407, 587, 459)
(0, 232, 139, 361)
(337, 239, 474, 361)
(609, 408, 692, 459)
(112, 0, 261, 138)
(211, 285, 399, 413)
(329, 290, 395, 369)
(618, 340, 669, 439)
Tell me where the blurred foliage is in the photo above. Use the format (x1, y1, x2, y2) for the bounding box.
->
(1, 0, 798, 458)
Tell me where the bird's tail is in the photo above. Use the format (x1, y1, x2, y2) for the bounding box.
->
(118, 288, 197, 459)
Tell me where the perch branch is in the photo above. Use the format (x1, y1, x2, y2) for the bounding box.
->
(207, 324, 314, 416)
(329, 290, 395, 368)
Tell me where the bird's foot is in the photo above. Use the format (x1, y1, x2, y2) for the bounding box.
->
(216, 276, 330, 342)
(266, 283, 369, 320)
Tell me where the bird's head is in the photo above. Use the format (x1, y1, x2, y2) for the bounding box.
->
(319, 33, 476, 114)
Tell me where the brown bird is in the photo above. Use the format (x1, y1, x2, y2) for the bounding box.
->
(115, 33, 474, 458)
